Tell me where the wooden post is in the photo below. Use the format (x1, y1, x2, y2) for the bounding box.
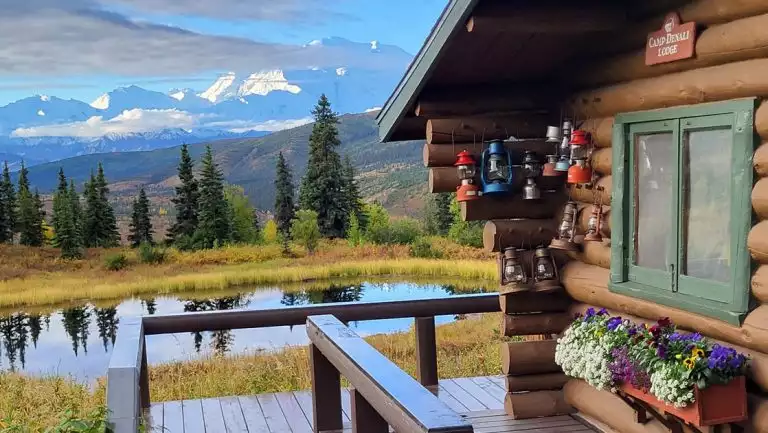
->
(415, 317, 438, 387)
(310, 343, 343, 432)
(351, 389, 388, 433)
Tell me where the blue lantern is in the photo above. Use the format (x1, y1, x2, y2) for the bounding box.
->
(481, 140, 513, 195)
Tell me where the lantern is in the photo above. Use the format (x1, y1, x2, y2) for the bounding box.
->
(545, 126, 561, 144)
(501, 247, 532, 292)
(567, 158, 592, 184)
(542, 154, 560, 177)
(532, 247, 562, 293)
(454, 150, 481, 202)
(555, 120, 573, 172)
(551, 201, 578, 251)
(480, 140, 513, 195)
(522, 150, 542, 177)
(584, 205, 604, 242)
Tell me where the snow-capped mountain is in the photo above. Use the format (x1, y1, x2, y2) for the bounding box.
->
(0, 37, 413, 167)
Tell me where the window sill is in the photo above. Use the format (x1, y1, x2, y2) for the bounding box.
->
(609, 281, 747, 326)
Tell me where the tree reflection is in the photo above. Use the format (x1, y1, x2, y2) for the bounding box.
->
(61, 306, 91, 356)
(142, 298, 157, 315)
(280, 284, 364, 306)
(440, 284, 487, 295)
(182, 295, 247, 355)
(95, 307, 119, 351)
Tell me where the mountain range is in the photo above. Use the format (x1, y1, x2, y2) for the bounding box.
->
(0, 37, 412, 168)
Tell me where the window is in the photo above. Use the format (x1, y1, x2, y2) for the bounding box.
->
(610, 99, 757, 325)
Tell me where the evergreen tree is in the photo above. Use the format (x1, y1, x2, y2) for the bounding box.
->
(84, 164, 120, 247)
(224, 184, 258, 244)
(51, 168, 69, 247)
(194, 145, 231, 248)
(341, 155, 366, 232)
(17, 164, 44, 247)
(0, 162, 16, 243)
(83, 172, 99, 247)
(273, 152, 296, 239)
(425, 193, 453, 236)
(299, 95, 347, 238)
(96, 164, 120, 246)
(168, 144, 199, 243)
(69, 180, 83, 242)
(52, 170, 82, 259)
(128, 186, 154, 247)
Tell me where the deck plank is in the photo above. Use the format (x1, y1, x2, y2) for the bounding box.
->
(453, 377, 504, 410)
(486, 375, 506, 390)
(146, 403, 164, 433)
(238, 396, 271, 433)
(276, 392, 313, 433)
(471, 376, 507, 403)
(220, 396, 249, 433)
(434, 385, 469, 413)
(257, 392, 292, 432)
(182, 400, 205, 433)
(201, 398, 226, 432)
(439, 378, 488, 411)
(163, 401, 185, 433)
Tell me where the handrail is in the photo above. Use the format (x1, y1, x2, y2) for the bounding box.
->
(106, 293, 499, 432)
(307, 314, 474, 433)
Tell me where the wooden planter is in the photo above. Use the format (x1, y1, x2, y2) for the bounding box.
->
(619, 376, 747, 427)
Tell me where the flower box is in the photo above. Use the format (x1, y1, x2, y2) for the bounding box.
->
(620, 375, 747, 427)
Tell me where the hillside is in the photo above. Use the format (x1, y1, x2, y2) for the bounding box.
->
(25, 112, 428, 217)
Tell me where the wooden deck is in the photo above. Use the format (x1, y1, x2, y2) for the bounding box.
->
(145, 376, 596, 432)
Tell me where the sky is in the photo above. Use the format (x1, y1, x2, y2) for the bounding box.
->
(0, 0, 447, 106)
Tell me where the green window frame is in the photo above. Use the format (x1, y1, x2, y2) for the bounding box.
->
(610, 98, 757, 325)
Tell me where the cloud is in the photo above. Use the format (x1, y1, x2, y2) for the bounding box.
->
(205, 117, 314, 133)
(0, 1, 409, 78)
(11, 109, 201, 137)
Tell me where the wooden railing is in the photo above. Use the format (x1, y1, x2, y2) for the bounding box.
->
(307, 314, 473, 432)
(106, 293, 499, 432)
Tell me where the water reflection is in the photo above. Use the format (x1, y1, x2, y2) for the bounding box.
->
(0, 282, 487, 381)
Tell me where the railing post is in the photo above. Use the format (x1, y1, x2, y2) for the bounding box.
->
(350, 389, 388, 433)
(310, 343, 343, 432)
(140, 340, 150, 409)
(107, 316, 144, 433)
(415, 316, 438, 387)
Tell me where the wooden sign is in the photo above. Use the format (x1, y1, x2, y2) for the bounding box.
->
(645, 13, 696, 66)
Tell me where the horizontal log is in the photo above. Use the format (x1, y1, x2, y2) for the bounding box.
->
(577, 204, 611, 238)
(578, 118, 613, 149)
(753, 177, 768, 219)
(422, 139, 559, 167)
(756, 142, 768, 177)
(415, 86, 553, 118)
(501, 340, 560, 376)
(426, 116, 552, 145)
(483, 219, 558, 253)
(569, 58, 768, 119)
(503, 312, 572, 337)
(591, 148, 612, 175)
(499, 291, 572, 314)
(570, 303, 768, 394)
(758, 101, 768, 141)
(750, 394, 768, 433)
(751, 265, 768, 303)
(567, 176, 612, 205)
(504, 373, 569, 392)
(466, 3, 625, 33)
(562, 261, 768, 355)
(461, 192, 567, 222)
(569, 13, 768, 88)
(504, 390, 573, 420)
(579, 241, 611, 270)
(749, 220, 768, 263)
(428, 167, 463, 194)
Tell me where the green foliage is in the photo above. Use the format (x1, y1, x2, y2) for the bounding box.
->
(299, 95, 348, 238)
(273, 151, 296, 239)
(103, 253, 128, 271)
(17, 163, 45, 247)
(409, 237, 444, 259)
(424, 193, 453, 236)
(290, 209, 321, 254)
(0, 162, 16, 244)
(346, 212, 363, 247)
(137, 242, 166, 265)
(447, 195, 484, 248)
(168, 144, 199, 243)
(263, 219, 279, 244)
(128, 186, 154, 247)
(224, 184, 260, 244)
(342, 155, 366, 232)
(367, 218, 422, 245)
(1, 407, 110, 433)
(194, 145, 231, 249)
(51, 169, 83, 259)
(83, 164, 120, 248)
(363, 202, 389, 237)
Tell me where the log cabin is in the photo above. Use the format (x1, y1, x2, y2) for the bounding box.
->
(376, 0, 768, 432)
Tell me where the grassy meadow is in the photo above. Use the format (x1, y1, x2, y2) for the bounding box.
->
(0, 312, 504, 431)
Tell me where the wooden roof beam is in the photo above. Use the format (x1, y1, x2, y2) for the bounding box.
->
(465, 3, 627, 34)
(415, 85, 556, 118)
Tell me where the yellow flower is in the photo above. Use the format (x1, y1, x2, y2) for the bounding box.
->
(595, 329, 605, 338)
(683, 357, 695, 369)
(692, 348, 705, 359)
(675, 354, 683, 360)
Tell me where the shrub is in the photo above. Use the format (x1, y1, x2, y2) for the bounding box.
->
(138, 242, 166, 265)
(409, 237, 443, 259)
(290, 210, 321, 254)
(448, 221, 484, 248)
(103, 253, 128, 271)
(367, 218, 422, 245)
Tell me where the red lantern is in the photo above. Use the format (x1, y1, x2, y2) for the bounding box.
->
(569, 129, 589, 146)
(455, 150, 481, 202)
(567, 159, 592, 184)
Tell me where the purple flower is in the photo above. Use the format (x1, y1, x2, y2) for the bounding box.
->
(656, 344, 668, 360)
(598, 308, 608, 316)
(628, 327, 637, 336)
(585, 308, 596, 318)
(607, 317, 623, 331)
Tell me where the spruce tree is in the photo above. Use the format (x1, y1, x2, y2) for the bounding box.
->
(96, 164, 120, 246)
(341, 155, 365, 232)
(195, 145, 231, 248)
(83, 172, 99, 247)
(55, 185, 82, 259)
(51, 168, 69, 247)
(69, 180, 83, 243)
(299, 94, 347, 238)
(169, 144, 199, 244)
(128, 186, 154, 247)
(425, 193, 453, 236)
(0, 162, 15, 243)
(83, 164, 120, 248)
(274, 152, 295, 239)
(17, 163, 44, 247)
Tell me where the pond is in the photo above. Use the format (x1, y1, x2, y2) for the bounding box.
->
(0, 281, 487, 381)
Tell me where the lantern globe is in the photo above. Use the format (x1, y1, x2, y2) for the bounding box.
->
(481, 140, 513, 195)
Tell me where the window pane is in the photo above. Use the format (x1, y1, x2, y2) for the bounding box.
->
(634, 133, 675, 271)
(682, 128, 731, 283)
